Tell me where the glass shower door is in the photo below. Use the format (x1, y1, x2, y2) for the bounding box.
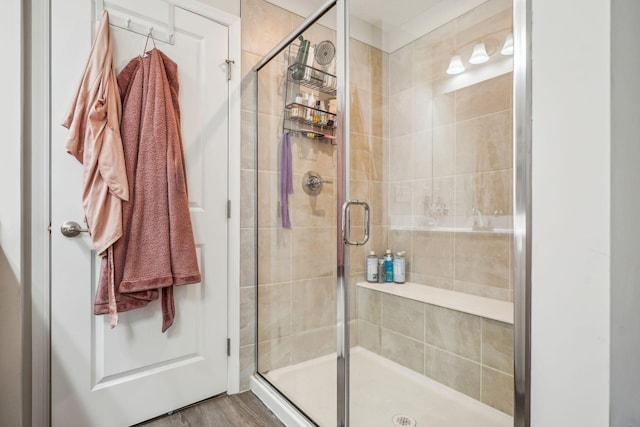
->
(254, 0, 522, 425)
(254, 3, 341, 426)
(347, 0, 517, 426)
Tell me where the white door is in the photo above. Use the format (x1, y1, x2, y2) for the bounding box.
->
(50, 2, 230, 426)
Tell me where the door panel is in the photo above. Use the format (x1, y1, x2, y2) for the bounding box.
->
(51, 3, 229, 426)
(254, 13, 339, 426)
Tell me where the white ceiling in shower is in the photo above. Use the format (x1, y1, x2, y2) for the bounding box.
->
(264, 0, 489, 52)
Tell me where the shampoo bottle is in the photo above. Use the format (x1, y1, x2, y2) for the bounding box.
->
(377, 259, 385, 283)
(384, 249, 394, 283)
(394, 251, 406, 284)
(366, 251, 378, 283)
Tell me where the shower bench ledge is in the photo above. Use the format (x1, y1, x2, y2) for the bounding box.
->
(357, 282, 514, 324)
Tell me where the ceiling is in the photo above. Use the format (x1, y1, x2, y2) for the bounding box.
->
(349, 0, 445, 33)
(264, 0, 490, 52)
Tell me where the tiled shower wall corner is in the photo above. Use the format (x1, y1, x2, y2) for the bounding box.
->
(240, 0, 515, 403)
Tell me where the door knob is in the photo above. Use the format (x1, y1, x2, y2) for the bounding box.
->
(60, 221, 89, 238)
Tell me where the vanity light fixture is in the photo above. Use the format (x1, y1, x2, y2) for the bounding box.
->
(501, 32, 514, 55)
(469, 42, 489, 64)
(446, 55, 465, 75)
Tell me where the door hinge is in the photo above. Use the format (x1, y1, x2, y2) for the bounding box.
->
(225, 59, 235, 81)
(47, 222, 52, 234)
(227, 200, 231, 219)
(227, 338, 231, 356)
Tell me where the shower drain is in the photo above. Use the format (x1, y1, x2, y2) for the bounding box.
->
(392, 414, 417, 427)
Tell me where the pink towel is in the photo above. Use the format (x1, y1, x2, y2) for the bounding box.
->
(94, 48, 201, 332)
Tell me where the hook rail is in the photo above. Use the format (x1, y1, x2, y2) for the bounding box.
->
(96, 0, 176, 45)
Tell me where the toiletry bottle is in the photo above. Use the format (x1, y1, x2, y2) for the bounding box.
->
(302, 93, 310, 119)
(377, 258, 385, 283)
(318, 100, 327, 126)
(306, 93, 316, 122)
(304, 45, 315, 81)
(384, 249, 394, 283)
(291, 92, 303, 119)
(394, 251, 406, 284)
(291, 36, 310, 81)
(289, 93, 299, 119)
(366, 251, 378, 283)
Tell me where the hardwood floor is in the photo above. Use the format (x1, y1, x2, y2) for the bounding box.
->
(135, 391, 284, 427)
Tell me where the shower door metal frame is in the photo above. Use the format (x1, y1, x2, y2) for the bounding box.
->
(513, 0, 532, 425)
(335, 1, 350, 426)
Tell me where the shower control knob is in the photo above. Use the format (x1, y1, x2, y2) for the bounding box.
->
(307, 176, 323, 191)
(302, 171, 332, 196)
(60, 221, 89, 238)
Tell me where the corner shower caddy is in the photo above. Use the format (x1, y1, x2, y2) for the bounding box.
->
(282, 44, 337, 145)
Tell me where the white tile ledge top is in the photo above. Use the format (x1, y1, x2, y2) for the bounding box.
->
(357, 281, 514, 324)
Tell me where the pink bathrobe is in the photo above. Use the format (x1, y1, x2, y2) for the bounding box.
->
(62, 11, 128, 327)
(94, 48, 201, 332)
(62, 11, 128, 256)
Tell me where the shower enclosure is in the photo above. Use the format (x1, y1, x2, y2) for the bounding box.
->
(251, 0, 529, 425)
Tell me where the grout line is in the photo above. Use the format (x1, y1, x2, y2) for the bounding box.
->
(423, 303, 427, 375)
(381, 324, 486, 368)
(448, 107, 513, 126)
(480, 317, 484, 401)
(482, 364, 514, 377)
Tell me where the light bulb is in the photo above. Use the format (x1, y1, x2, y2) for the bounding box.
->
(501, 33, 514, 56)
(469, 42, 489, 64)
(446, 55, 465, 75)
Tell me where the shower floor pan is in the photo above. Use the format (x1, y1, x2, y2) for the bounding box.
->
(265, 346, 512, 427)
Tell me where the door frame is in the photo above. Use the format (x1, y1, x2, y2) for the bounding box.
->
(29, 2, 241, 425)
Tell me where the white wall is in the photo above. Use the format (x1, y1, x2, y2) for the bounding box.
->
(0, 0, 23, 426)
(531, 0, 610, 425)
(610, 0, 640, 424)
(197, 0, 240, 17)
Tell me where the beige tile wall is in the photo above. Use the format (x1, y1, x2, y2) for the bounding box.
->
(386, 0, 515, 302)
(240, 0, 343, 390)
(348, 36, 390, 352)
(240, 0, 297, 390)
(358, 287, 515, 415)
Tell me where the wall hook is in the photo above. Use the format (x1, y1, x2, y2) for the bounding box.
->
(142, 28, 157, 56)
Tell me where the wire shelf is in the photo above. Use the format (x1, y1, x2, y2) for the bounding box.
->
(287, 63, 337, 96)
(284, 128, 337, 145)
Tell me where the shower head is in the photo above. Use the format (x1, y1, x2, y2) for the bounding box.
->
(315, 40, 335, 68)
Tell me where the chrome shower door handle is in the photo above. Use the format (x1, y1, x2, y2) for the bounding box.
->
(341, 200, 370, 246)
